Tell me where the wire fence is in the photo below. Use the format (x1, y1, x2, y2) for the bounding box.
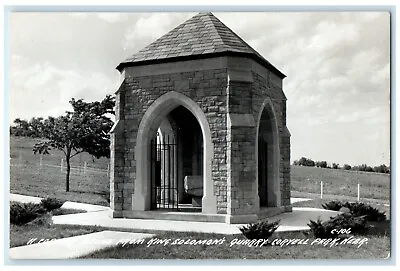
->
(10, 147, 391, 204)
(10, 152, 110, 177)
(291, 178, 390, 202)
(318, 181, 362, 201)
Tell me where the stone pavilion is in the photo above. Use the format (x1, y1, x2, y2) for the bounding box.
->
(109, 12, 292, 224)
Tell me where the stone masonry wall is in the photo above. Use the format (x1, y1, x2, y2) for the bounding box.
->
(252, 71, 291, 207)
(226, 81, 258, 216)
(111, 57, 291, 218)
(114, 68, 230, 213)
(110, 82, 127, 214)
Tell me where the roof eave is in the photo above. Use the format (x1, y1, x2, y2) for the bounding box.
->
(116, 52, 286, 79)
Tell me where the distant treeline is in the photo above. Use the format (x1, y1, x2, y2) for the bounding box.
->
(293, 157, 390, 174)
(9, 118, 45, 138)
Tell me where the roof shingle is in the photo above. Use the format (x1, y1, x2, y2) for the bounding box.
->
(117, 12, 285, 78)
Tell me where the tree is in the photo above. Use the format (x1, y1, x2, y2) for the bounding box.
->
(306, 158, 315, 167)
(28, 117, 45, 137)
(332, 163, 339, 169)
(298, 157, 315, 167)
(357, 164, 368, 171)
(10, 117, 45, 137)
(33, 95, 115, 192)
(10, 118, 30, 136)
(316, 161, 327, 168)
(374, 164, 390, 174)
(298, 157, 308, 166)
(365, 166, 374, 172)
(343, 164, 352, 170)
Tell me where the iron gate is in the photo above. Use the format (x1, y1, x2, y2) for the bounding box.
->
(150, 132, 179, 210)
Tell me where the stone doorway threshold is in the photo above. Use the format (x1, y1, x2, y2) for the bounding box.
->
(152, 203, 202, 213)
(122, 210, 227, 223)
(121, 206, 291, 224)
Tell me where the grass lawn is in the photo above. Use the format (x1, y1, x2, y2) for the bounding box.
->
(79, 199, 391, 259)
(10, 136, 109, 206)
(9, 136, 110, 170)
(10, 222, 104, 248)
(291, 165, 390, 201)
(10, 208, 391, 259)
(9, 202, 391, 260)
(9, 204, 92, 248)
(292, 198, 391, 220)
(8, 136, 392, 259)
(81, 225, 390, 259)
(10, 163, 109, 206)
(9, 136, 391, 207)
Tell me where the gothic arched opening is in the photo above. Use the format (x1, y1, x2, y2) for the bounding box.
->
(150, 106, 203, 211)
(132, 91, 217, 214)
(257, 102, 279, 207)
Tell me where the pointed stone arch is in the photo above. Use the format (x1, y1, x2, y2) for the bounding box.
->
(255, 98, 281, 208)
(133, 91, 217, 213)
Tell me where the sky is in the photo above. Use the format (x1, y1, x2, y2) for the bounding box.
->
(8, 11, 391, 167)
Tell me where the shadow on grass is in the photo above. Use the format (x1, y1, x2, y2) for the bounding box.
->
(10, 223, 105, 248)
(364, 220, 391, 237)
(50, 208, 88, 216)
(69, 190, 108, 197)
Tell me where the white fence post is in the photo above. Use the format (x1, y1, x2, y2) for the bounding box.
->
(40, 156, 43, 168)
(357, 183, 360, 201)
(84, 161, 87, 173)
(61, 158, 64, 172)
(320, 181, 323, 199)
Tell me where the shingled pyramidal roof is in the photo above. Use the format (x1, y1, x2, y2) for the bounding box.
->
(117, 12, 285, 78)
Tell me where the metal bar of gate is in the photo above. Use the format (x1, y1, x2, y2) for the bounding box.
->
(167, 134, 170, 209)
(168, 135, 172, 209)
(154, 138, 158, 208)
(171, 140, 174, 209)
(176, 133, 179, 211)
(150, 139, 154, 209)
(176, 136, 178, 210)
(163, 133, 166, 208)
(169, 136, 174, 209)
(150, 132, 180, 210)
(174, 136, 178, 210)
(155, 138, 159, 208)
